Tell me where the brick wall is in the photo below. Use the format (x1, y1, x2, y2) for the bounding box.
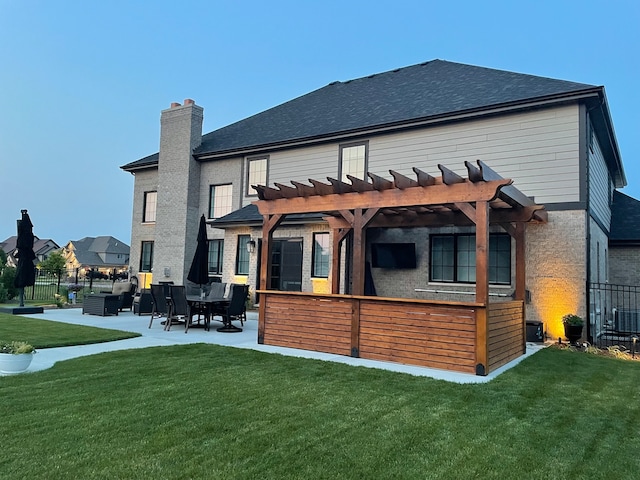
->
(526, 210, 587, 340)
(610, 246, 640, 285)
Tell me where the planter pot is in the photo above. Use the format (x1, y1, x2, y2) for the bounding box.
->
(0, 353, 35, 374)
(564, 324, 584, 346)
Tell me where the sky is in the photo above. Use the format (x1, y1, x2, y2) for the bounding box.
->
(1, 0, 638, 247)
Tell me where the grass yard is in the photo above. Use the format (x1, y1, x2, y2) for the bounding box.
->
(1, 341, 640, 479)
(0, 312, 140, 348)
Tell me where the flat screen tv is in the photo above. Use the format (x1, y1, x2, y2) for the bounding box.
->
(371, 243, 417, 269)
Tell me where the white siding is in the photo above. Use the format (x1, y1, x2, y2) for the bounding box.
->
(588, 131, 612, 230)
(259, 105, 581, 205)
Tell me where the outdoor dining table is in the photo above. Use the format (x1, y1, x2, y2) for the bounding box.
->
(186, 295, 230, 332)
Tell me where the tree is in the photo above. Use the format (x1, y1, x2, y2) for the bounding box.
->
(0, 249, 7, 272)
(38, 251, 67, 292)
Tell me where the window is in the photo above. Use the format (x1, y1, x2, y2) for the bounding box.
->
(208, 239, 224, 275)
(247, 157, 268, 196)
(236, 235, 250, 275)
(339, 142, 367, 182)
(312, 233, 330, 277)
(209, 184, 233, 219)
(430, 234, 511, 285)
(143, 191, 157, 223)
(140, 241, 154, 272)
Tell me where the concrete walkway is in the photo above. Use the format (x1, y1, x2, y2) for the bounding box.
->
(6, 307, 547, 383)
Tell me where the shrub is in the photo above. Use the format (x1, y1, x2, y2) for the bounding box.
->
(0, 284, 7, 303)
(0, 266, 17, 300)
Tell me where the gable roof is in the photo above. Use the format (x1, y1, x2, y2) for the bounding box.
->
(70, 236, 130, 255)
(65, 236, 130, 268)
(121, 59, 622, 185)
(610, 191, 640, 245)
(1, 236, 59, 257)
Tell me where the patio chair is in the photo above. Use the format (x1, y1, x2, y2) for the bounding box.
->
(148, 284, 169, 329)
(207, 282, 226, 300)
(167, 285, 193, 332)
(101, 282, 136, 312)
(212, 284, 248, 329)
(133, 288, 153, 315)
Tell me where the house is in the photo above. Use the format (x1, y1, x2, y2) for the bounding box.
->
(61, 236, 130, 279)
(1, 236, 60, 268)
(609, 191, 640, 286)
(121, 59, 630, 374)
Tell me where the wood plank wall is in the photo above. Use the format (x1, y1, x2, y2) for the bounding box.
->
(487, 301, 525, 371)
(261, 292, 490, 374)
(262, 293, 352, 356)
(358, 300, 478, 374)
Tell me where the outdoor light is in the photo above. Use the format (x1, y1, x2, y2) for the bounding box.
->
(632, 335, 638, 359)
(247, 239, 256, 254)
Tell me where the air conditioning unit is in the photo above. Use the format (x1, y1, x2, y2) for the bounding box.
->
(613, 309, 640, 334)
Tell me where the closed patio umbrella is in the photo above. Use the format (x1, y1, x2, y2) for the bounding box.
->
(187, 214, 209, 295)
(14, 210, 37, 307)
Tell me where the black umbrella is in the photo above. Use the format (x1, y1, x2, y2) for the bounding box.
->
(14, 210, 37, 307)
(187, 214, 209, 295)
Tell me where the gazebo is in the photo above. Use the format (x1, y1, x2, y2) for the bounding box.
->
(253, 160, 547, 375)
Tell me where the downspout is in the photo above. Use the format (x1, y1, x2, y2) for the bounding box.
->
(582, 104, 592, 343)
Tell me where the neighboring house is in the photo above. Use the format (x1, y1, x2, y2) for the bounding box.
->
(0, 236, 60, 268)
(121, 59, 631, 348)
(609, 191, 640, 286)
(61, 236, 130, 278)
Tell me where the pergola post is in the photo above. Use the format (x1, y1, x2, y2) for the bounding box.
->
(258, 213, 283, 344)
(330, 227, 351, 294)
(475, 200, 490, 375)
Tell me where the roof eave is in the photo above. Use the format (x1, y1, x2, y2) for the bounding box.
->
(587, 89, 626, 188)
(209, 215, 327, 229)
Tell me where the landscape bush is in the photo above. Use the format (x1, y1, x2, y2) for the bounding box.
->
(0, 266, 17, 300)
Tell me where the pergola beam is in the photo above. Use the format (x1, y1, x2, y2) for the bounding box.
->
(256, 178, 511, 215)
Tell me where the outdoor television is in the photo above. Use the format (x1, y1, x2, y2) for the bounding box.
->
(371, 243, 417, 269)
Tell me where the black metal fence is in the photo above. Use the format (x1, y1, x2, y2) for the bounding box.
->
(20, 269, 120, 303)
(589, 283, 640, 350)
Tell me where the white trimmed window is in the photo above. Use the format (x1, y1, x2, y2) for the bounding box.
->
(339, 142, 367, 181)
(247, 157, 268, 196)
(143, 191, 157, 223)
(209, 184, 233, 219)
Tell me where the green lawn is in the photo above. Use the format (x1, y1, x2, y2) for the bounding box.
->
(0, 312, 140, 348)
(1, 340, 639, 479)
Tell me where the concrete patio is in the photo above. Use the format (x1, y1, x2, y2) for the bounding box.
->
(9, 307, 547, 383)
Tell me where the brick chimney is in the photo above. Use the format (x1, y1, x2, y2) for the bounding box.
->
(154, 99, 204, 284)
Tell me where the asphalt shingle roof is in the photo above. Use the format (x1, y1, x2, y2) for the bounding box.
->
(121, 59, 597, 170)
(611, 191, 640, 243)
(209, 204, 325, 228)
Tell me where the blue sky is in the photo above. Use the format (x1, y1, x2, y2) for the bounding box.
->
(1, 0, 638, 246)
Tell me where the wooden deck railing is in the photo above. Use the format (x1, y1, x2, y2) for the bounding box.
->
(258, 291, 524, 375)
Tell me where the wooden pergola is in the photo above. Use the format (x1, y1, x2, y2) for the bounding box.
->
(253, 160, 547, 375)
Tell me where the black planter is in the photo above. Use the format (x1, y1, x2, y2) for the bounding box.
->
(564, 324, 584, 345)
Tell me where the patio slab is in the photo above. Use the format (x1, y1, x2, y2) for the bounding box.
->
(7, 307, 547, 383)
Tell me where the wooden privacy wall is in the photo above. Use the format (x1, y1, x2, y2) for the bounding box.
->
(358, 299, 478, 374)
(260, 291, 504, 374)
(487, 301, 525, 371)
(262, 293, 352, 356)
